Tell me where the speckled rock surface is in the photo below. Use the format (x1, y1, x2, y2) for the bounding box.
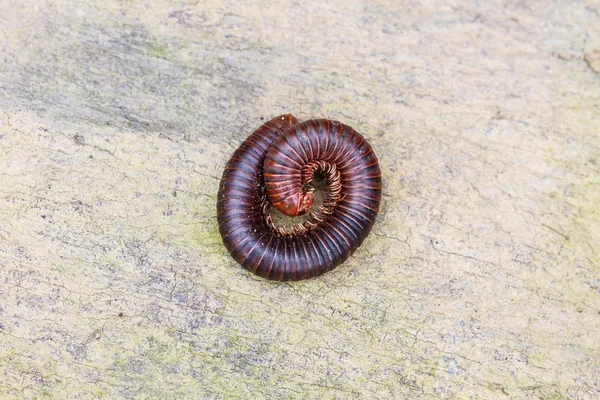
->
(1, 1, 599, 398)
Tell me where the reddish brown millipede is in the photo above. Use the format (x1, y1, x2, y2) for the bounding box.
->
(217, 115, 382, 281)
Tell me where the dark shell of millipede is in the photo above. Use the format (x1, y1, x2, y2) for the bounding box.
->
(217, 114, 382, 281)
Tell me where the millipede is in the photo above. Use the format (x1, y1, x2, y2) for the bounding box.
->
(217, 114, 382, 281)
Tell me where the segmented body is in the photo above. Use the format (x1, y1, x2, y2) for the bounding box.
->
(217, 115, 381, 281)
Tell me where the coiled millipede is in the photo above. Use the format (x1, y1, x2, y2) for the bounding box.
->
(217, 115, 382, 281)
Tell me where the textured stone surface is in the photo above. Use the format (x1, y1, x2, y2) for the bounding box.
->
(1, 0, 599, 398)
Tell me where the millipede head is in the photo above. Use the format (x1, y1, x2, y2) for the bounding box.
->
(272, 190, 314, 217)
(297, 190, 314, 216)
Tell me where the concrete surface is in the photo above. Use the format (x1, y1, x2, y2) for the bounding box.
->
(0, 0, 599, 398)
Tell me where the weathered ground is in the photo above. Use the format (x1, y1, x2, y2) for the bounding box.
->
(0, 0, 599, 398)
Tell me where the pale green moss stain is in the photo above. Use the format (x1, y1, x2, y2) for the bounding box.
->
(553, 144, 600, 272)
(572, 177, 600, 265)
(190, 210, 223, 257)
(186, 171, 225, 258)
(552, 64, 600, 271)
(147, 42, 168, 59)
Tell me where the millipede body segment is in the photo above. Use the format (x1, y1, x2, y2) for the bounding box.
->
(217, 115, 382, 281)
